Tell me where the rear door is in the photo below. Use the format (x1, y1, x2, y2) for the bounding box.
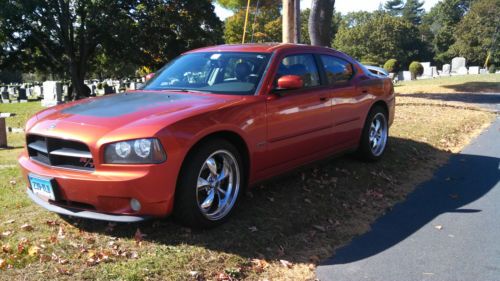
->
(318, 54, 365, 148)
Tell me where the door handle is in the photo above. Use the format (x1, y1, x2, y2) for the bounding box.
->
(319, 96, 328, 101)
(361, 89, 368, 94)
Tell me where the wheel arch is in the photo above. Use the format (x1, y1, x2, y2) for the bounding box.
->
(178, 130, 251, 189)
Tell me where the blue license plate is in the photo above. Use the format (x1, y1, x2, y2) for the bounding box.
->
(29, 174, 56, 200)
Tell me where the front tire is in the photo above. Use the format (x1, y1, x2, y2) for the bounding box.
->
(174, 138, 243, 228)
(357, 106, 389, 161)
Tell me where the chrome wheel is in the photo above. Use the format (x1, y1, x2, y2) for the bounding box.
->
(369, 113, 388, 157)
(196, 149, 240, 221)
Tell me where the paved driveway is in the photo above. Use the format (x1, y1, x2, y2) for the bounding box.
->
(317, 96, 500, 281)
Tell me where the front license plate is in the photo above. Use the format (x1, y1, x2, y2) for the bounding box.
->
(29, 174, 56, 201)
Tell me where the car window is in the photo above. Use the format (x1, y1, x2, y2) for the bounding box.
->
(143, 52, 271, 95)
(276, 54, 320, 88)
(320, 55, 354, 85)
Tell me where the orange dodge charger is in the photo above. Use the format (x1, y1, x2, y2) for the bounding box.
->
(19, 44, 395, 228)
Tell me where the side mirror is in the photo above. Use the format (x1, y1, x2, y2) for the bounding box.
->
(277, 75, 303, 90)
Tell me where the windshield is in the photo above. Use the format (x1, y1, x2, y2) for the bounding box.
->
(143, 52, 271, 95)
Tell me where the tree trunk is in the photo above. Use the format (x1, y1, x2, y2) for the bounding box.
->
(308, 0, 335, 46)
(69, 61, 87, 100)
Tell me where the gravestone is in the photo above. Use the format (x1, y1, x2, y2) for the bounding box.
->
(18, 88, 27, 101)
(451, 57, 466, 73)
(479, 68, 488, 74)
(442, 64, 451, 75)
(33, 86, 42, 99)
(398, 71, 411, 81)
(468, 66, 479, 74)
(457, 66, 468, 75)
(430, 66, 438, 77)
(1, 91, 9, 103)
(42, 81, 62, 107)
(7, 87, 17, 100)
(421, 62, 432, 77)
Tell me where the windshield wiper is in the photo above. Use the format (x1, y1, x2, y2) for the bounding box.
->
(171, 88, 212, 94)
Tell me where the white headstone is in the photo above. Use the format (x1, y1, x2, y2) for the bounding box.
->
(451, 57, 466, 73)
(402, 71, 412, 81)
(42, 81, 62, 107)
(430, 66, 438, 77)
(33, 86, 42, 99)
(442, 64, 451, 75)
(479, 68, 488, 74)
(421, 62, 432, 77)
(457, 66, 468, 75)
(468, 66, 479, 74)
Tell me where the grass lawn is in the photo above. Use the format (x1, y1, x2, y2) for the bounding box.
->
(0, 75, 497, 280)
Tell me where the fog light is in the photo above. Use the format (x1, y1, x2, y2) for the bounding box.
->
(130, 198, 141, 211)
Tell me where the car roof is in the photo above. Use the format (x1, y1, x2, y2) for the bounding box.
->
(184, 43, 338, 54)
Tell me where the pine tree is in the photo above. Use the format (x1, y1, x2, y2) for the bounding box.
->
(402, 0, 425, 25)
(384, 0, 405, 16)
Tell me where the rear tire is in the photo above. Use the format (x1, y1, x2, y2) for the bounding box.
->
(173, 138, 244, 228)
(357, 106, 389, 161)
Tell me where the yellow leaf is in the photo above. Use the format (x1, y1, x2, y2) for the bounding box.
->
(28, 246, 41, 257)
(0, 259, 6, 269)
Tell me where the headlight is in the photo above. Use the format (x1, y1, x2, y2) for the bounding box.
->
(104, 138, 166, 164)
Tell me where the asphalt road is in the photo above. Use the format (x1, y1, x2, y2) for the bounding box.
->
(317, 115, 500, 281)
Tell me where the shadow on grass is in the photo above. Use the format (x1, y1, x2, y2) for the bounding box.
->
(442, 81, 500, 93)
(59, 136, 497, 265)
(403, 92, 500, 105)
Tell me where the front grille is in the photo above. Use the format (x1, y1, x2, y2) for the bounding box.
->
(27, 135, 95, 171)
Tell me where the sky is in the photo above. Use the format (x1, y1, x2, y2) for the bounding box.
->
(214, 0, 442, 20)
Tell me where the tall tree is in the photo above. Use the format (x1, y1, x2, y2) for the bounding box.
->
(384, 0, 405, 16)
(334, 11, 423, 67)
(402, 0, 425, 24)
(422, 0, 472, 65)
(224, 7, 281, 43)
(0, 0, 138, 99)
(450, 0, 500, 66)
(300, 8, 341, 45)
(0, 0, 223, 98)
(308, 0, 336, 46)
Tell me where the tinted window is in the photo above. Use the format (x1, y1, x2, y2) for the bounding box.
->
(276, 54, 320, 88)
(144, 52, 271, 95)
(320, 55, 354, 85)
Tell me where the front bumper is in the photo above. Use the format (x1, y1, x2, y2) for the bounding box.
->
(19, 152, 178, 220)
(26, 188, 147, 222)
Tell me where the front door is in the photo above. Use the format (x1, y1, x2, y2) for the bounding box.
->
(264, 54, 333, 169)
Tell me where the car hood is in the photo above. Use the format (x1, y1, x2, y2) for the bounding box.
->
(28, 91, 237, 142)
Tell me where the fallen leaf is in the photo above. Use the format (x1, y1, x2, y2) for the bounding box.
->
(280, 259, 293, 268)
(28, 246, 41, 257)
(309, 255, 320, 263)
(251, 258, 269, 272)
(0, 259, 6, 269)
(189, 271, 199, 277)
(2, 245, 11, 253)
(9, 180, 16, 185)
(4, 219, 15, 224)
(312, 225, 326, 232)
(1, 231, 12, 237)
(248, 226, 258, 232)
(55, 267, 71, 275)
(215, 272, 231, 281)
(134, 228, 145, 245)
(21, 224, 34, 231)
(434, 225, 443, 230)
(57, 227, 66, 239)
(304, 198, 312, 204)
(45, 220, 60, 227)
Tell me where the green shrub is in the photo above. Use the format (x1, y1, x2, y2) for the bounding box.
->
(383, 59, 399, 73)
(96, 82, 103, 90)
(488, 64, 496, 73)
(409, 61, 424, 80)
